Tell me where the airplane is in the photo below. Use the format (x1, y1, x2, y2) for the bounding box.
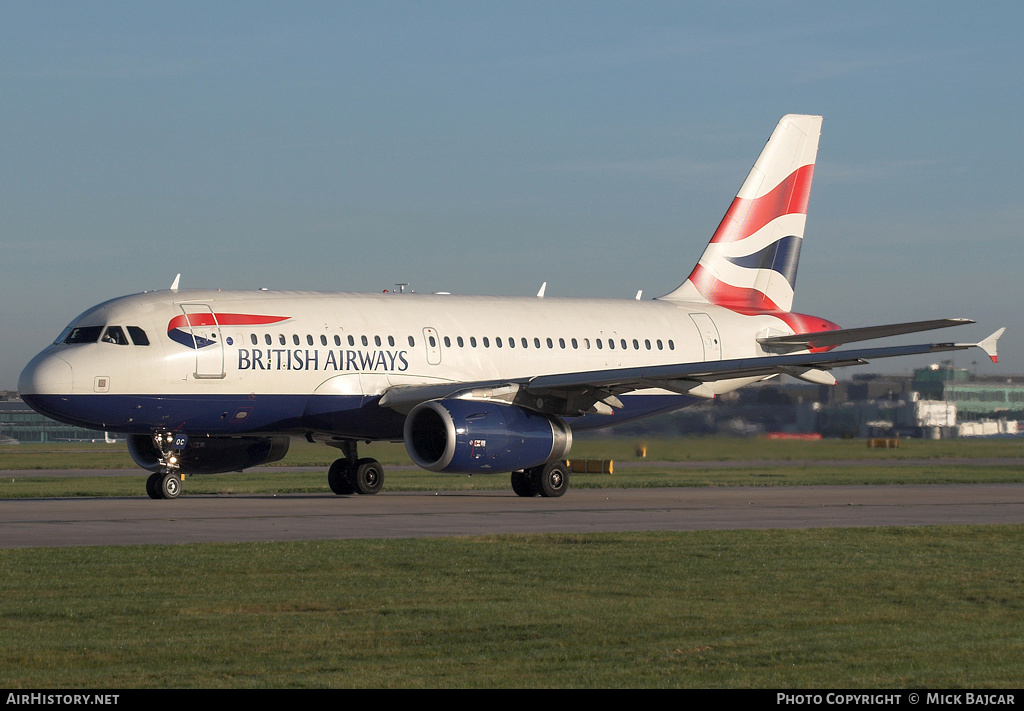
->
(18, 114, 1005, 500)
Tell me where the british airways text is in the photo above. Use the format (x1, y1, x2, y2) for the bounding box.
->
(237, 348, 410, 372)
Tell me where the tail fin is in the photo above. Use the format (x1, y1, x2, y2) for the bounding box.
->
(659, 114, 822, 313)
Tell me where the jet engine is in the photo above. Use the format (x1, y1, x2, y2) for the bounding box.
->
(403, 399, 572, 473)
(128, 434, 290, 475)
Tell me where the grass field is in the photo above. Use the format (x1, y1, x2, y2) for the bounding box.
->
(3, 436, 1023, 688)
(5, 434, 1024, 470)
(2, 526, 1022, 688)
(2, 435, 1023, 498)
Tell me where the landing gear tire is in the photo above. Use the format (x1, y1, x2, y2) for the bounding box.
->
(353, 458, 384, 495)
(158, 471, 182, 499)
(511, 470, 539, 497)
(532, 462, 570, 498)
(146, 472, 164, 500)
(328, 458, 356, 495)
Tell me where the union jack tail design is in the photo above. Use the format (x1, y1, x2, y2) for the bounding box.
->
(660, 114, 822, 314)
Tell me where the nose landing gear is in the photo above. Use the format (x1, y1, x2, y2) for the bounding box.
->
(145, 431, 186, 500)
(146, 470, 183, 499)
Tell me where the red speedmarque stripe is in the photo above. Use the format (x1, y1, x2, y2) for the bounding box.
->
(709, 164, 814, 245)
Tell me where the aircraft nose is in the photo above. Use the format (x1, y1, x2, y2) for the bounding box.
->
(19, 351, 73, 397)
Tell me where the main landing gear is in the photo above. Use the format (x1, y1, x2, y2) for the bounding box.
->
(511, 461, 570, 498)
(327, 440, 384, 495)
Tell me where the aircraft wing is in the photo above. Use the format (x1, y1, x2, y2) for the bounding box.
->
(379, 327, 1005, 417)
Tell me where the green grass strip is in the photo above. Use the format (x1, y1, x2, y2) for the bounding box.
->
(2, 527, 1022, 688)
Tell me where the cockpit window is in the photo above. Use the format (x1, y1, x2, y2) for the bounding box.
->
(127, 326, 150, 346)
(101, 326, 130, 345)
(63, 326, 104, 344)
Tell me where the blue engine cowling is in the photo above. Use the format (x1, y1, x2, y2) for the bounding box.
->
(128, 434, 290, 475)
(404, 400, 573, 473)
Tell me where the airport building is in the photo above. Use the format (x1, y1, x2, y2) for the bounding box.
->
(601, 365, 1023, 440)
(0, 392, 109, 443)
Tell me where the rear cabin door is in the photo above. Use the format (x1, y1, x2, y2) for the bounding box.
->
(689, 313, 722, 361)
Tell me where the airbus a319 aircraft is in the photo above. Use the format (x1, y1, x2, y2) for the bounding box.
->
(19, 115, 1004, 499)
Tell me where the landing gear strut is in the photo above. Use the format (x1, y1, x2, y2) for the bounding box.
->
(511, 461, 570, 498)
(328, 440, 384, 495)
(146, 431, 185, 500)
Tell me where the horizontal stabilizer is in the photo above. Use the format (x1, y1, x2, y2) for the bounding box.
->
(972, 328, 1006, 363)
(758, 318, 973, 352)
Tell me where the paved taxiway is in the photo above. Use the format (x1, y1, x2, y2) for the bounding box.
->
(3, 483, 1024, 548)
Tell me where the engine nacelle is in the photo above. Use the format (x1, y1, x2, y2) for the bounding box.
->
(404, 399, 572, 473)
(128, 434, 290, 475)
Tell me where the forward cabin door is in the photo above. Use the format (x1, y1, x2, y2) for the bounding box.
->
(179, 304, 225, 379)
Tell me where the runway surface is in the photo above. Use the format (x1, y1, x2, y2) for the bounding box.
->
(3, 483, 1024, 548)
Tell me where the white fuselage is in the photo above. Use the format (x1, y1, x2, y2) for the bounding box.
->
(19, 288, 816, 438)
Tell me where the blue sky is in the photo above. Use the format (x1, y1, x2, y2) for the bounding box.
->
(3, 2, 1022, 387)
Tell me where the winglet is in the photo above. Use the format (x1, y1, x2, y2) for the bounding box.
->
(170, 274, 180, 291)
(976, 328, 1006, 363)
(537, 282, 547, 298)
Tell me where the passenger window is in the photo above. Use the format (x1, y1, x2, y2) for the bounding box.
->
(534, 338, 540, 348)
(495, 337, 502, 348)
(669, 340, 675, 350)
(361, 335, 368, 347)
(102, 326, 129, 345)
(571, 338, 578, 349)
(645, 339, 651, 350)
(657, 340, 663, 350)
(608, 339, 615, 350)
(349, 335, 356, 346)
(596, 339, 603, 350)
(620, 339, 627, 349)
(279, 334, 286, 345)
(250, 334, 258, 345)
(633, 339, 639, 350)
(127, 326, 150, 346)
(388, 336, 395, 347)
(508, 337, 515, 348)
(334, 335, 341, 346)
(559, 338, 565, 349)
(293, 334, 300, 346)
(408, 336, 415, 347)
(457, 336, 464, 347)
(320, 335, 327, 346)
(265, 334, 273, 345)
(546, 338, 553, 349)
(374, 335, 381, 347)
(429, 335, 437, 347)
(483, 337, 490, 348)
